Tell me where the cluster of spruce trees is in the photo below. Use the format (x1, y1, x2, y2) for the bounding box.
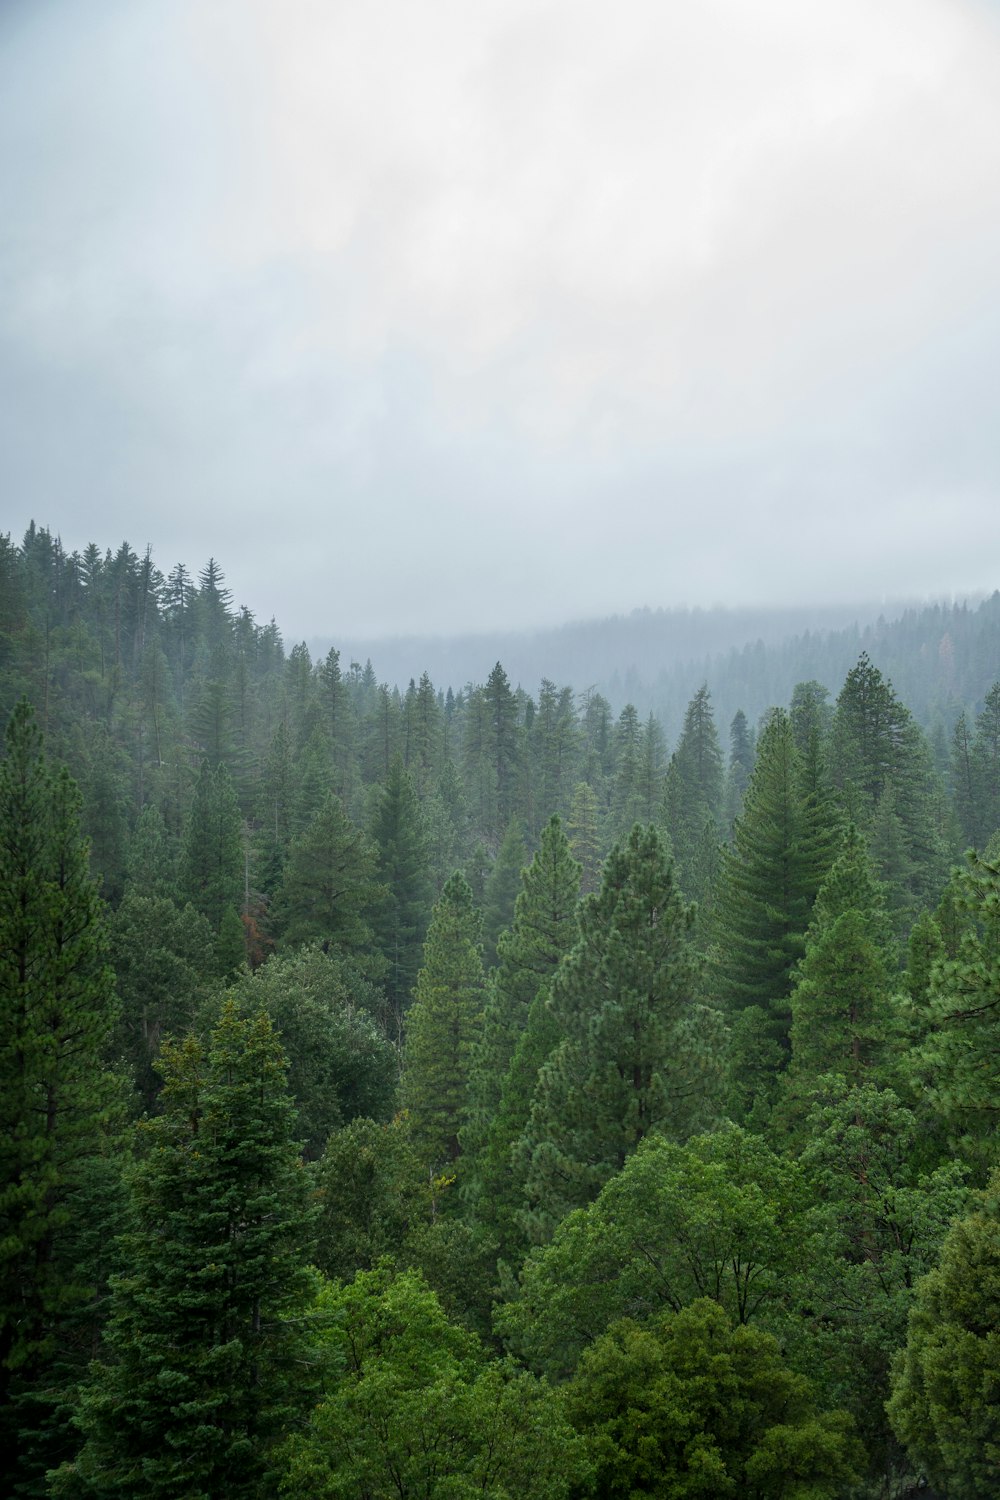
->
(1, 523, 999, 1498)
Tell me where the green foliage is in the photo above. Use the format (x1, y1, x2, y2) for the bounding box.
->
(277, 1265, 588, 1500)
(565, 1300, 862, 1500)
(785, 827, 897, 1095)
(830, 653, 950, 925)
(401, 873, 486, 1171)
(0, 701, 119, 1491)
(110, 889, 217, 1109)
(462, 816, 581, 1249)
(218, 945, 398, 1157)
(368, 755, 434, 1026)
(271, 790, 385, 965)
(313, 1116, 428, 1284)
(499, 1125, 815, 1379)
(712, 709, 840, 1121)
(517, 824, 722, 1240)
(663, 684, 724, 903)
(887, 1170, 1000, 1499)
(797, 1080, 970, 1480)
(481, 815, 528, 967)
(919, 849, 1000, 1145)
(56, 1002, 317, 1499)
(179, 759, 245, 973)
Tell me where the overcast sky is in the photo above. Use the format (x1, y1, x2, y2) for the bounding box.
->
(2, 0, 999, 642)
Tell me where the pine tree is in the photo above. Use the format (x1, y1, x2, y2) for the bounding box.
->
(663, 686, 724, 903)
(887, 1170, 1000, 1499)
(972, 681, 1000, 844)
(830, 653, 948, 923)
(55, 1002, 316, 1499)
(0, 701, 118, 1490)
(566, 780, 602, 894)
(712, 709, 839, 1121)
(606, 704, 644, 846)
(787, 827, 897, 1092)
(919, 849, 1000, 1143)
(516, 824, 720, 1241)
(462, 818, 581, 1251)
(401, 874, 486, 1172)
(723, 707, 755, 830)
(179, 759, 245, 973)
(368, 755, 433, 1029)
(270, 791, 385, 967)
(481, 816, 528, 967)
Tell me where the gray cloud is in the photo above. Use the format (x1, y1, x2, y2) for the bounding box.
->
(2, 0, 999, 641)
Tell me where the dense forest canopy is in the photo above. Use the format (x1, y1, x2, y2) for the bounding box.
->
(1, 521, 999, 1498)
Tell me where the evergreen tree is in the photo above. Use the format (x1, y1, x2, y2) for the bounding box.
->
(606, 703, 644, 846)
(462, 818, 581, 1251)
(723, 706, 754, 830)
(367, 755, 433, 1028)
(516, 824, 721, 1241)
(887, 1170, 1000, 1499)
(830, 653, 948, 923)
(0, 701, 118, 1491)
(566, 779, 601, 894)
(481, 815, 528, 967)
(179, 759, 245, 973)
(270, 791, 384, 967)
(972, 680, 1000, 843)
(663, 684, 724, 902)
(532, 679, 580, 831)
(786, 827, 898, 1092)
(919, 848, 1000, 1145)
(400, 873, 486, 1173)
(711, 709, 832, 1097)
(56, 1003, 316, 1499)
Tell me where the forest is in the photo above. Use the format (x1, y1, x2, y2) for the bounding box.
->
(1, 522, 999, 1499)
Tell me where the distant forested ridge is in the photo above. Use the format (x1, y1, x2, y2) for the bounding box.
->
(1, 521, 999, 1499)
(319, 590, 999, 742)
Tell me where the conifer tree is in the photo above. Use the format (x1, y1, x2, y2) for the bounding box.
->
(56, 1003, 316, 1499)
(663, 685, 724, 902)
(516, 824, 720, 1242)
(270, 790, 384, 966)
(887, 1170, 1000, 1499)
(481, 815, 528, 967)
(972, 680, 1000, 843)
(919, 849, 1000, 1142)
(723, 707, 754, 829)
(368, 755, 433, 1027)
(401, 873, 486, 1172)
(0, 701, 118, 1490)
(566, 780, 602, 893)
(830, 653, 948, 921)
(179, 759, 245, 972)
(712, 709, 839, 1120)
(787, 827, 897, 1090)
(462, 818, 581, 1250)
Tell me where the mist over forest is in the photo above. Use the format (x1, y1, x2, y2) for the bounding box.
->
(1, 521, 999, 1498)
(4, 1, 1000, 1496)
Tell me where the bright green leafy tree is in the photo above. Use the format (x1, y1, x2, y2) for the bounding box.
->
(277, 1264, 588, 1500)
(565, 1300, 862, 1500)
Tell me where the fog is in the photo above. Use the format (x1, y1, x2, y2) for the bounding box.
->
(2, 0, 999, 642)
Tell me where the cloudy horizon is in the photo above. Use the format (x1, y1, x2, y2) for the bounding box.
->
(2, 0, 999, 642)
